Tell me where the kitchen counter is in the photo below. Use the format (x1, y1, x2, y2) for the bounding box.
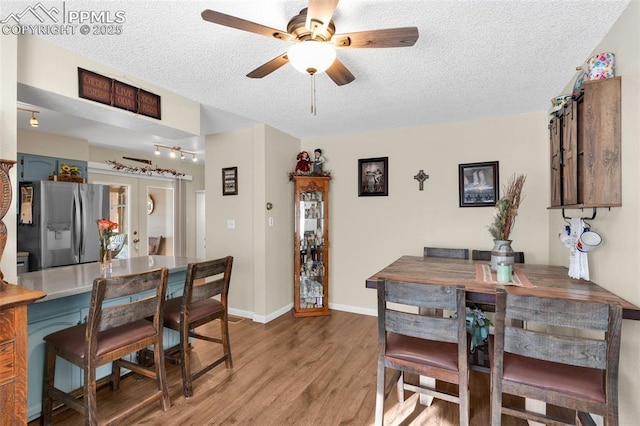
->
(21, 255, 202, 421)
(17, 255, 201, 302)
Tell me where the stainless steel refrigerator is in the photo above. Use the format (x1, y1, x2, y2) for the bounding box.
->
(18, 180, 109, 271)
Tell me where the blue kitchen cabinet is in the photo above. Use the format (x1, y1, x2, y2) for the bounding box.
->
(26, 268, 187, 421)
(17, 153, 88, 182)
(27, 310, 83, 421)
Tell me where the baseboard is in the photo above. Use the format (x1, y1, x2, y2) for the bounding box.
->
(228, 307, 254, 320)
(252, 303, 294, 324)
(329, 303, 377, 317)
(230, 302, 376, 324)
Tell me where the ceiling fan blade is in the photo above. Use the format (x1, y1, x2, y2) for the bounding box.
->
(201, 9, 294, 42)
(305, 0, 339, 35)
(246, 53, 290, 78)
(332, 27, 419, 48)
(326, 59, 355, 86)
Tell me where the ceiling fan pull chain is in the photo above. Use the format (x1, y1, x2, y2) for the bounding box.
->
(310, 73, 317, 115)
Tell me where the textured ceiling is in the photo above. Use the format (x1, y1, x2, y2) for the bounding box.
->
(5, 0, 630, 156)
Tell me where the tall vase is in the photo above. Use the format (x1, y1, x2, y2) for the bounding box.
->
(0, 159, 16, 289)
(99, 239, 112, 274)
(491, 239, 514, 271)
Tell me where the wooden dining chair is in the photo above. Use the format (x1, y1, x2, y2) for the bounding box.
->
(424, 246, 469, 259)
(376, 279, 469, 426)
(41, 268, 170, 425)
(162, 256, 234, 397)
(471, 249, 525, 263)
(148, 236, 164, 255)
(491, 288, 622, 425)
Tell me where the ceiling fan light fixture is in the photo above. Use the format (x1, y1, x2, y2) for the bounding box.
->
(287, 41, 336, 75)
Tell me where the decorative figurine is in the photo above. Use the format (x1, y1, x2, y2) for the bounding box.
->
(295, 151, 311, 174)
(312, 149, 325, 175)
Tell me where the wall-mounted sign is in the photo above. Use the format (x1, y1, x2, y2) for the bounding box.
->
(78, 68, 161, 120)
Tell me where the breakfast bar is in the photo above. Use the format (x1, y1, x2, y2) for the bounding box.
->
(17, 255, 200, 421)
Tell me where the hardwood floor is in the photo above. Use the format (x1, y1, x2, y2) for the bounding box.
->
(33, 310, 538, 425)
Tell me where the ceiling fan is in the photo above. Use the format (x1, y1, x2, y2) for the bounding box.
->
(201, 0, 419, 86)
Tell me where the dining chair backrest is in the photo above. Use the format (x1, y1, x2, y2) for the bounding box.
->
(424, 247, 469, 259)
(471, 249, 525, 263)
(491, 288, 622, 425)
(148, 236, 164, 255)
(88, 267, 168, 338)
(182, 256, 233, 310)
(159, 256, 234, 398)
(376, 279, 469, 425)
(42, 268, 170, 425)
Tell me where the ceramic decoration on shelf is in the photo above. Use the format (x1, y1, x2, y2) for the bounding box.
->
(550, 94, 572, 114)
(587, 52, 615, 80)
(572, 69, 588, 98)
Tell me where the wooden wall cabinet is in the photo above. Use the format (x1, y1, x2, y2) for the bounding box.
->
(549, 77, 621, 208)
(293, 176, 330, 317)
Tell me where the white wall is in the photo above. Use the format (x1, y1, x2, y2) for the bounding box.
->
(304, 112, 549, 314)
(547, 1, 640, 423)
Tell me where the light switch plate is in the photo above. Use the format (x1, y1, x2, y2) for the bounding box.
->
(227, 219, 235, 229)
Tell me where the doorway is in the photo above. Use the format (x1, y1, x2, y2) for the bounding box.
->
(147, 187, 174, 255)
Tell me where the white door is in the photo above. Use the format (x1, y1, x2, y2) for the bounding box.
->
(196, 190, 205, 258)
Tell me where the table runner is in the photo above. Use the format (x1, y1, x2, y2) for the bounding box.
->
(475, 263, 536, 288)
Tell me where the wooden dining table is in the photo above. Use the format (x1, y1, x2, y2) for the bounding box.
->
(365, 255, 640, 320)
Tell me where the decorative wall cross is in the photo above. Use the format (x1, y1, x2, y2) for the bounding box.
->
(414, 169, 429, 190)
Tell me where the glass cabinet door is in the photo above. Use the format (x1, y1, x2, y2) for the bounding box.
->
(298, 190, 325, 309)
(293, 176, 330, 317)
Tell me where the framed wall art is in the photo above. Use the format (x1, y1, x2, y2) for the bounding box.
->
(458, 161, 499, 207)
(358, 157, 388, 197)
(222, 166, 238, 196)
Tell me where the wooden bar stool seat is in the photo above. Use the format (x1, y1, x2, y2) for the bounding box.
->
(41, 268, 171, 426)
(491, 288, 622, 425)
(162, 256, 234, 398)
(375, 279, 469, 426)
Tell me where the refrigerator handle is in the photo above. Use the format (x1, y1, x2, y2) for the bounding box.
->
(72, 188, 82, 263)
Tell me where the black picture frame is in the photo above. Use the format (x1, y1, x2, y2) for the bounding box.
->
(222, 167, 238, 196)
(458, 161, 499, 207)
(358, 157, 388, 197)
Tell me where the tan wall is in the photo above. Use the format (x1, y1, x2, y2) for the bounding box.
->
(264, 125, 298, 315)
(206, 124, 299, 320)
(18, 127, 88, 160)
(303, 112, 549, 313)
(206, 127, 257, 316)
(547, 1, 640, 423)
(17, 35, 199, 136)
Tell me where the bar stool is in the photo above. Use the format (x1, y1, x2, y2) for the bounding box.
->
(41, 268, 170, 425)
(375, 279, 469, 425)
(491, 288, 622, 425)
(162, 256, 233, 397)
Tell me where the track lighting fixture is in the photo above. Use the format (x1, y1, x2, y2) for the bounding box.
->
(17, 107, 40, 127)
(153, 144, 198, 162)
